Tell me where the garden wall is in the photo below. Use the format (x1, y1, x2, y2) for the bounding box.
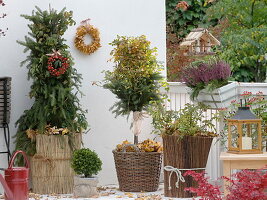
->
(0, 0, 166, 190)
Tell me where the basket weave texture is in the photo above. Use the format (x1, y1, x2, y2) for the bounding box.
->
(113, 150, 162, 192)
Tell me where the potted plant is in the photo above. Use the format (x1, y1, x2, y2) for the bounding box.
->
(14, 7, 88, 194)
(149, 102, 218, 198)
(180, 59, 238, 109)
(103, 35, 164, 192)
(71, 148, 102, 198)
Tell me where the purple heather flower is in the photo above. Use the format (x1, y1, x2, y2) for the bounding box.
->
(181, 60, 231, 87)
(212, 61, 231, 80)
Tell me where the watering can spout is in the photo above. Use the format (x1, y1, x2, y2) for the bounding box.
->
(0, 174, 13, 200)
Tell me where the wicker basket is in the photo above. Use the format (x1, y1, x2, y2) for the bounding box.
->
(113, 147, 162, 192)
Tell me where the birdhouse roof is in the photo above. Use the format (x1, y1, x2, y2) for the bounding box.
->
(180, 28, 221, 46)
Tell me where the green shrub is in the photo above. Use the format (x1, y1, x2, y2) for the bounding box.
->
(149, 103, 218, 137)
(217, 27, 267, 82)
(71, 148, 102, 178)
(166, 0, 215, 39)
(206, 0, 267, 82)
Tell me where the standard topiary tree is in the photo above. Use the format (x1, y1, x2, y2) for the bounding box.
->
(15, 7, 88, 157)
(71, 148, 102, 178)
(103, 35, 164, 144)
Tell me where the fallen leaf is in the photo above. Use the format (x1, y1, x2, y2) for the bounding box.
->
(90, 194, 100, 198)
(135, 194, 162, 200)
(125, 192, 134, 198)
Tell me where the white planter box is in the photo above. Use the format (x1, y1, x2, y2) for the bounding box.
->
(192, 82, 239, 109)
(238, 82, 267, 95)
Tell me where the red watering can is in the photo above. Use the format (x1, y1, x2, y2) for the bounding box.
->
(0, 150, 30, 200)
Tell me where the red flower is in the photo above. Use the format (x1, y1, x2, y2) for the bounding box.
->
(231, 100, 236, 104)
(240, 91, 252, 96)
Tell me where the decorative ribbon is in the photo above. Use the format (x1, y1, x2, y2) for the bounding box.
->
(32, 154, 71, 170)
(164, 165, 206, 190)
(46, 49, 62, 57)
(80, 18, 91, 32)
(132, 111, 148, 136)
(81, 18, 91, 25)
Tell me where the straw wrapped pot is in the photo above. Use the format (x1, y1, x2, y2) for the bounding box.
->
(30, 133, 81, 194)
(113, 149, 162, 192)
(163, 135, 213, 198)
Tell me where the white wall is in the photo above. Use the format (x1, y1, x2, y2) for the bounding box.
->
(0, 0, 166, 189)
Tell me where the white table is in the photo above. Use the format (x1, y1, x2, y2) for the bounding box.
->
(220, 152, 267, 195)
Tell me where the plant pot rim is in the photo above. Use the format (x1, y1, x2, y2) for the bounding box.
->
(162, 134, 215, 138)
(75, 175, 98, 180)
(112, 150, 162, 154)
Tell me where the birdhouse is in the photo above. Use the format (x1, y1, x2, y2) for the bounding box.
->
(227, 106, 262, 154)
(180, 28, 220, 55)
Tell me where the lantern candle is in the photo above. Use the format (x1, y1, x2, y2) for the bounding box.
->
(242, 136, 252, 150)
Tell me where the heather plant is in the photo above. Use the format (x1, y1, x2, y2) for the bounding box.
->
(184, 169, 267, 200)
(181, 60, 231, 100)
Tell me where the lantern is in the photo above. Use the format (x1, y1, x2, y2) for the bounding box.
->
(227, 106, 262, 154)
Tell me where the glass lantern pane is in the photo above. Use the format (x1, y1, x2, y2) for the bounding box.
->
(230, 125, 238, 148)
(251, 123, 259, 149)
(241, 124, 252, 150)
(241, 123, 259, 150)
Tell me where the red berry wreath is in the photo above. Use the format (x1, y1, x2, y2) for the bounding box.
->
(47, 54, 69, 77)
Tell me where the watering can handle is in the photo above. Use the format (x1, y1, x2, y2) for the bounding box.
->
(8, 150, 30, 169)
